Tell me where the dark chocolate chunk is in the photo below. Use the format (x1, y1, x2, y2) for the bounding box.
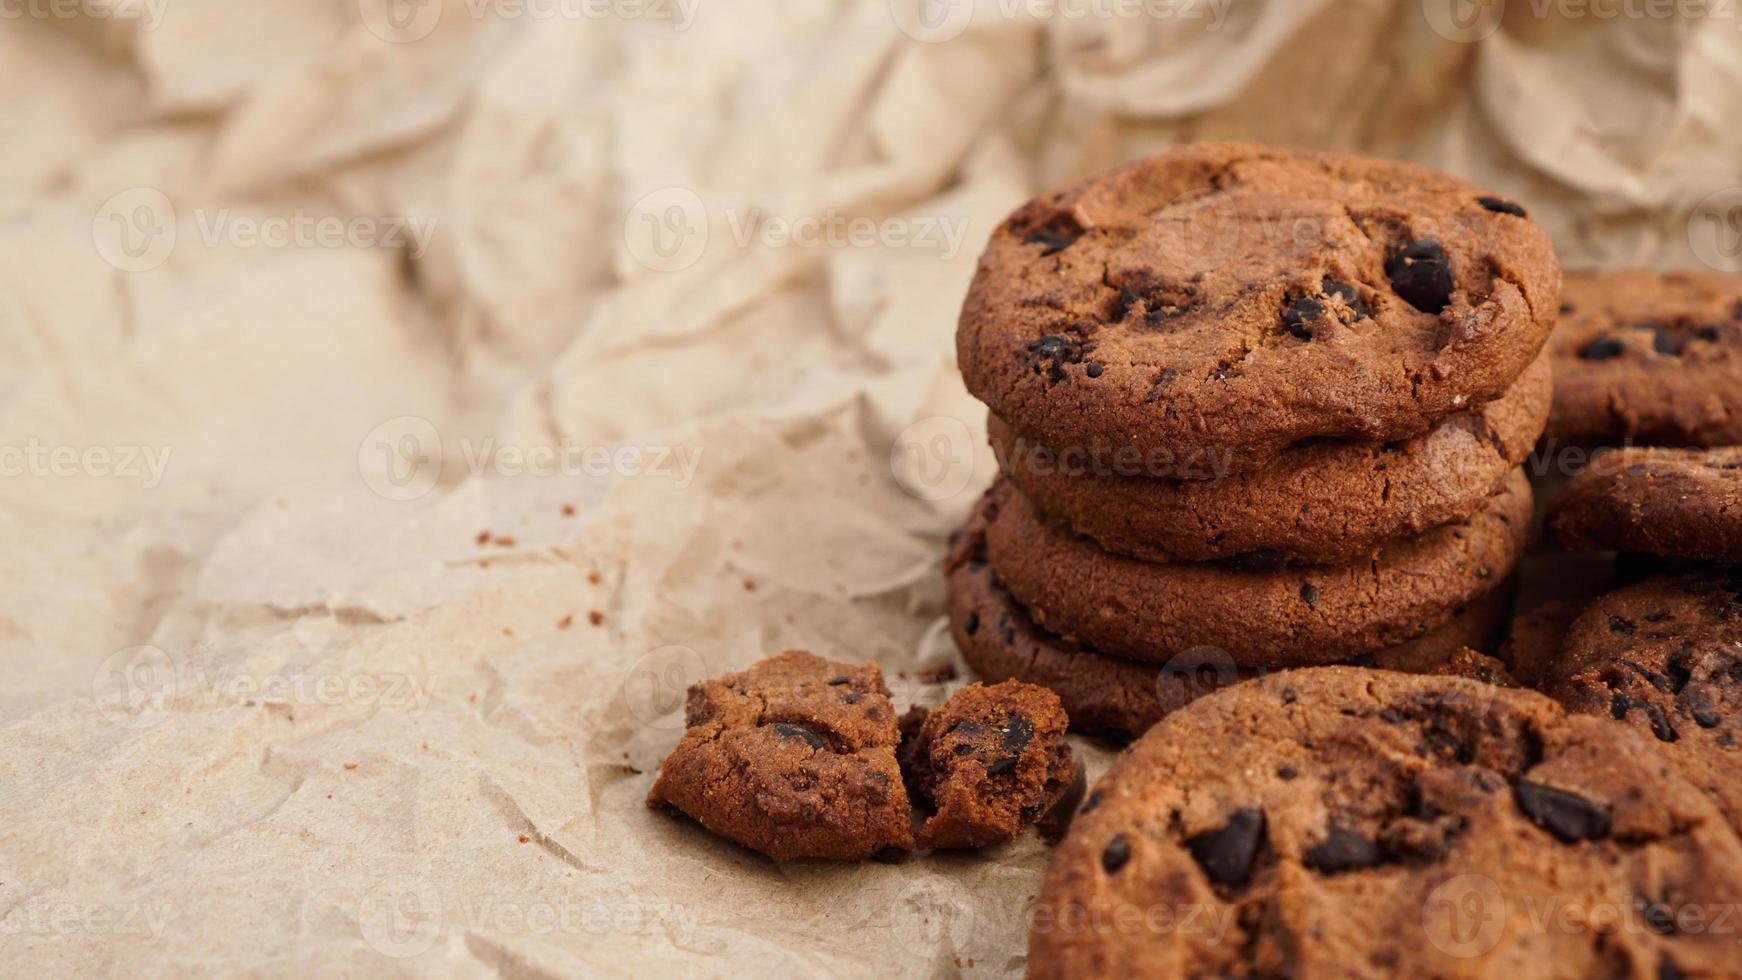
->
(1477, 196, 1528, 217)
(1303, 827, 1382, 874)
(1186, 808, 1265, 887)
(1281, 296, 1325, 339)
(771, 723, 826, 749)
(1101, 832, 1131, 873)
(1513, 780, 1611, 842)
(963, 612, 980, 636)
(1385, 239, 1454, 314)
(1578, 336, 1625, 361)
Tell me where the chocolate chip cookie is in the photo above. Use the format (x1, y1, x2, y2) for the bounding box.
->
(1030, 667, 1742, 979)
(646, 650, 913, 860)
(898, 680, 1082, 850)
(957, 143, 1560, 475)
(946, 521, 1515, 739)
(1548, 268, 1742, 447)
(1547, 446, 1742, 563)
(991, 352, 1550, 563)
(979, 472, 1532, 668)
(1537, 572, 1742, 835)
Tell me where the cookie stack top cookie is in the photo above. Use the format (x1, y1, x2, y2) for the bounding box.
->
(958, 143, 1561, 474)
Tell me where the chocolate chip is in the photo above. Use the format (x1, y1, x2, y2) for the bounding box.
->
(1609, 616, 1636, 636)
(772, 723, 825, 749)
(963, 612, 979, 636)
(1001, 713, 1034, 755)
(1579, 336, 1625, 361)
(844, 693, 861, 704)
(827, 676, 851, 685)
(1023, 228, 1078, 256)
(1223, 550, 1287, 572)
(1102, 833, 1131, 873)
(952, 743, 974, 756)
(1649, 324, 1688, 356)
(1385, 239, 1454, 314)
(1477, 196, 1528, 217)
(1321, 278, 1372, 320)
(1277, 765, 1296, 780)
(1281, 296, 1325, 339)
(1027, 334, 1085, 382)
(1610, 694, 1678, 742)
(1281, 688, 1297, 705)
(1303, 827, 1382, 874)
(1514, 780, 1611, 842)
(1186, 808, 1265, 887)
(1085, 362, 1104, 378)
(1080, 790, 1104, 814)
(986, 756, 1018, 776)
(1300, 584, 1320, 606)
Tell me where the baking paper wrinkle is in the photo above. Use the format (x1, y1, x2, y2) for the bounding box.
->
(4, 1, 1741, 975)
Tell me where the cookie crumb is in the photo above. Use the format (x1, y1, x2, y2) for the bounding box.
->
(476, 530, 490, 545)
(589, 611, 605, 627)
(557, 615, 574, 630)
(343, 762, 358, 771)
(561, 504, 576, 517)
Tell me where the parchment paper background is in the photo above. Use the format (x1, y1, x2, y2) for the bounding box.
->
(3, 1, 1740, 975)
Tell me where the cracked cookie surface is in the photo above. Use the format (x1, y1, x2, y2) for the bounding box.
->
(1030, 667, 1742, 979)
(1548, 446, 1742, 563)
(646, 650, 913, 860)
(991, 352, 1549, 564)
(979, 472, 1531, 669)
(1538, 572, 1742, 836)
(1548, 268, 1742, 447)
(957, 143, 1560, 474)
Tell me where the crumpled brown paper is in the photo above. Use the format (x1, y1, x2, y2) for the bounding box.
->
(2, 0, 1738, 975)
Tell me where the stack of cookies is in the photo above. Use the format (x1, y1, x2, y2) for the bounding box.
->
(947, 144, 1562, 738)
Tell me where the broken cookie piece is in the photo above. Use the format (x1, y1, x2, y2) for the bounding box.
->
(646, 650, 914, 860)
(901, 680, 1082, 850)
